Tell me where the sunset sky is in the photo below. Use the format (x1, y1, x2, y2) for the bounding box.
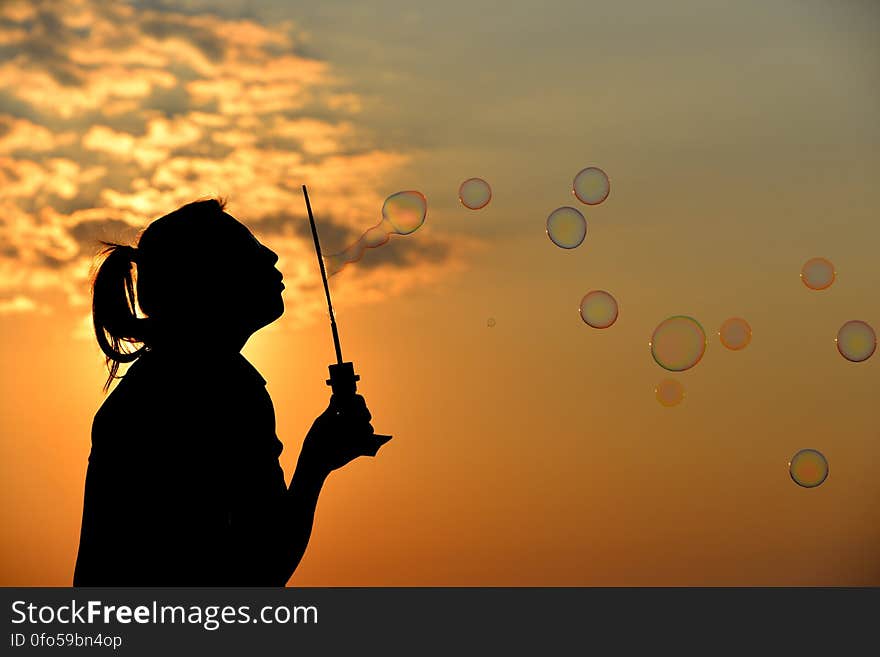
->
(1, 0, 878, 586)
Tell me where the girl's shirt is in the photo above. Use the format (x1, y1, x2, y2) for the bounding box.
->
(74, 349, 290, 586)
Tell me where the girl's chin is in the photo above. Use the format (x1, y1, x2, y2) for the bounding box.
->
(267, 299, 284, 322)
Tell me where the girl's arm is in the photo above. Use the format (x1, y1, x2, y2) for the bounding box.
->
(235, 394, 389, 586)
(273, 459, 328, 583)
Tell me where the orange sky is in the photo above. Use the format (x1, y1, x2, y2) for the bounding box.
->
(1, 0, 878, 586)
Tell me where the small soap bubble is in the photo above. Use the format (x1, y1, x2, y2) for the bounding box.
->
(655, 379, 685, 407)
(719, 317, 752, 351)
(836, 320, 876, 363)
(801, 257, 835, 290)
(572, 166, 610, 205)
(578, 290, 618, 329)
(459, 178, 492, 210)
(487, 317, 496, 328)
(382, 190, 427, 235)
(546, 206, 587, 249)
(650, 316, 707, 372)
(789, 449, 829, 488)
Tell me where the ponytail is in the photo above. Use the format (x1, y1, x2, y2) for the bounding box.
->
(92, 242, 150, 392)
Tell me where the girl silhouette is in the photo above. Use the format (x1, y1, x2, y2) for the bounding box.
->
(73, 199, 390, 586)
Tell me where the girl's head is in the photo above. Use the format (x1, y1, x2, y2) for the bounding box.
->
(92, 199, 284, 391)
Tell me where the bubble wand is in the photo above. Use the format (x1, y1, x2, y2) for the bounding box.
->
(302, 186, 390, 442)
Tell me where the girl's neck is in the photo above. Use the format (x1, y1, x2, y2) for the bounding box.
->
(148, 328, 251, 357)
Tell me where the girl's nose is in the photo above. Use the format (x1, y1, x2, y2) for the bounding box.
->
(262, 245, 279, 266)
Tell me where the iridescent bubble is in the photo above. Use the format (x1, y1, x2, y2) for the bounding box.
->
(546, 207, 587, 249)
(326, 190, 427, 276)
(719, 317, 752, 351)
(572, 166, 610, 205)
(789, 449, 829, 488)
(650, 316, 707, 372)
(836, 320, 876, 363)
(801, 257, 835, 290)
(579, 290, 618, 329)
(382, 190, 427, 235)
(363, 224, 390, 248)
(487, 317, 496, 328)
(655, 379, 685, 407)
(459, 178, 492, 210)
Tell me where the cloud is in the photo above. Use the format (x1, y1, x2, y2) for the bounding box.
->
(0, 294, 51, 315)
(0, 116, 76, 153)
(69, 217, 142, 257)
(0, 0, 466, 326)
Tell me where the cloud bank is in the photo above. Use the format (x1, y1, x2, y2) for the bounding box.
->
(0, 0, 466, 325)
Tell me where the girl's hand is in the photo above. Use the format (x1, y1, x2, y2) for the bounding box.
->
(299, 394, 391, 476)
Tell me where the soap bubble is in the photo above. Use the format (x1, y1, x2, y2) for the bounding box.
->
(650, 316, 707, 372)
(655, 379, 685, 407)
(573, 166, 610, 205)
(719, 317, 752, 351)
(789, 449, 829, 488)
(363, 224, 390, 248)
(459, 178, 492, 210)
(382, 190, 427, 235)
(801, 257, 835, 290)
(579, 290, 618, 329)
(487, 317, 496, 328)
(326, 190, 427, 275)
(546, 207, 586, 249)
(836, 320, 876, 363)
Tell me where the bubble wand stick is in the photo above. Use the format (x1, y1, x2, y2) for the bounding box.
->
(302, 186, 390, 442)
(303, 185, 346, 374)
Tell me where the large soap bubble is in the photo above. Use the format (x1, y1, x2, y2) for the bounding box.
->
(836, 320, 876, 363)
(719, 317, 752, 351)
(800, 257, 835, 290)
(650, 316, 707, 372)
(572, 166, 610, 205)
(326, 191, 427, 275)
(789, 449, 829, 488)
(459, 178, 492, 210)
(579, 290, 618, 329)
(546, 206, 587, 249)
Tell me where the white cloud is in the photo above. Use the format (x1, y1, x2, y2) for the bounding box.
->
(0, 294, 52, 315)
(0, 0, 466, 325)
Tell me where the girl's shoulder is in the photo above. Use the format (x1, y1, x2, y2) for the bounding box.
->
(132, 349, 265, 384)
(94, 349, 267, 425)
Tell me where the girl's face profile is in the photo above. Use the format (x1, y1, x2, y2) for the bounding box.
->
(214, 213, 284, 332)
